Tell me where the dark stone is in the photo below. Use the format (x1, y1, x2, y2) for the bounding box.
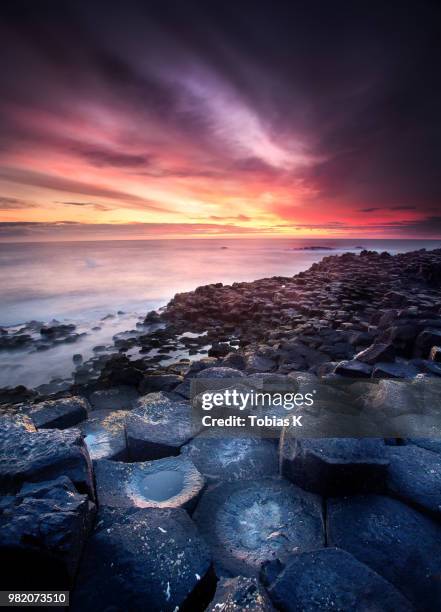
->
(221, 352, 247, 370)
(94, 456, 204, 512)
(144, 310, 162, 323)
(354, 342, 396, 365)
(387, 444, 441, 517)
(208, 576, 274, 611)
(79, 409, 129, 460)
(139, 373, 183, 394)
(196, 366, 245, 379)
(193, 478, 324, 577)
(0, 385, 37, 405)
(181, 433, 278, 483)
(28, 396, 89, 429)
(0, 424, 94, 498)
(0, 476, 94, 590)
(72, 507, 214, 612)
(327, 494, 441, 610)
(126, 392, 200, 460)
(372, 361, 420, 379)
(267, 548, 413, 612)
(40, 323, 76, 337)
(244, 353, 276, 374)
(280, 437, 389, 496)
(334, 360, 372, 378)
(408, 438, 441, 454)
(415, 328, 441, 358)
(89, 385, 139, 410)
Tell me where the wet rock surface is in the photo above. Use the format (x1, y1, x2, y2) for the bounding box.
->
(2, 248, 441, 606)
(267, 547, 413, 612)
(94, 456, 205, 512)
(88, 385, 139, 410)
(28, 396, 89, 429)
(208, 576, 274, 611)
(387, 444, 441, 517)
(0, 476, 94, 589)
(280, 437, 389, 496)
(78, 409, 129, 460)
(193, 478, 324, 577)
(0, 423, 94, 497)
(72, 507, 214, 612)
(126, 392, 200, 460)
(327, 494, 441, 611)
(181, 433, 278, 483)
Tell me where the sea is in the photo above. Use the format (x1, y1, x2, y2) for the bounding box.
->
(1, 238, 440, 388)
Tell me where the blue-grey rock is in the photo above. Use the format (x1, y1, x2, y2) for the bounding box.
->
(181, 433, 278, 483)
(387, 444, 441, 517)
(72, 507, 214, 612)
(193, 478, 324, 577)
(79, 409, 128, 460)
(0, 425, 94, 498)
(28, 396, 89, 429)
(94, 456, 204, 512)
(280, 437, 388, 495)
(334, 360, 372, 378)
(126, 392, 200, 460)
(327, 494, 441, 611)
(268, 548, 413, 612)
(0, 476, 94, 589)
(89, 385, 139, 410)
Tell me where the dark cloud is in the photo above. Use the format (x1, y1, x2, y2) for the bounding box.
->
(0, 0, 440, 233)
(0, 196, 35, 210)
(0, 167, 171, 212)
(70, 145, 151, 168)
(57, 201, 113, 212)
(0, 220, 264, 241)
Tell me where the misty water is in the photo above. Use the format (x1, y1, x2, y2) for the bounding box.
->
(1, 238, 440, 388)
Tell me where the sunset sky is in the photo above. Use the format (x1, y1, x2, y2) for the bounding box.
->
(0, 0, 440, 241)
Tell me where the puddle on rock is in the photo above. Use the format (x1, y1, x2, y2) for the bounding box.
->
(129, 469, 185, 503)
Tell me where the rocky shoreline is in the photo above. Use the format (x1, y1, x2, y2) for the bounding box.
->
(1, 248, 441, 610)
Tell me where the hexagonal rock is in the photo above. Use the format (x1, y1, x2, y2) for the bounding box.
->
(126, 392, 200, 460)
(334, 360, 372, 378)
(279, 437, 389, 496)
(94, 456, 204, 512)
(193, 478, 324, 577)
(0, 476, 95, 590)
(72, 507, 214, 612)
(387, 444, 441, 517)
(267, 548, 413, 612)
(208, 576, 274, 611)
(195, 366, 245, 379)
(409, 438, 441, 454)
(28, 396, 89, 429)
(181, 433, 278, 483)
(354, 342, 396, 365)
(327, 495, 441, 610)
(0, 425, 94, 498)
(79, 409, 129, 461)
(89, 385, 139, 410)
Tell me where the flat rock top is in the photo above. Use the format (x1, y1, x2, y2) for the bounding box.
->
(73, 507, 212, 612)
(94, 456, 204, 510)
(193, 478, 324, 577)
(181, 434, 278, 483)
(268, 547, 413, 612)
(126, 392, 198, 446)
(327, 494, 441, 610)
